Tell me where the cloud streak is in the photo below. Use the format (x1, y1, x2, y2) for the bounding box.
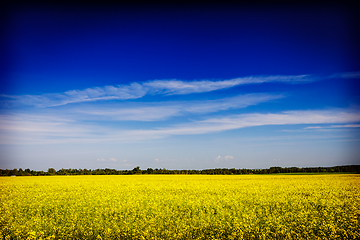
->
(143, 74, 314, 95)
(329, 72, 360, 79)
(73, 93, 284, 121)
(125, 109, 360, 138)
(0, 74, 315, 108)
(304, 124, 360, 129)
(4, 71, 358, 108)
(215, 155, 234, 162)
(1, 108, 359, 145)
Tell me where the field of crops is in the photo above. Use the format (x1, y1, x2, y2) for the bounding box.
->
(0, 174, 359, 239)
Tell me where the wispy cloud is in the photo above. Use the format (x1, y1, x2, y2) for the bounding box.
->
(0, 113, 109, 145)
(1, 71, 359, 146)
(73, 93, 284, 121)
(0, 74, 315, 108)
(6, 70, 360, 109)
(304, 124, 360, 129)
(97, 158, 118, 162)
(143, 74, 314, 95)
(329, 72, 360, 79)
(215, 155, 234, 162)
(125, 109, 360, 138)
(2, 108, 358, 145)
(4, 71, 358, 108)
(0, 83, 147, 108)
(0, 93, 284, 143)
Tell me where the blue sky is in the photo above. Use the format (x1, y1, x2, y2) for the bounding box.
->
(0, 3, 359, 170)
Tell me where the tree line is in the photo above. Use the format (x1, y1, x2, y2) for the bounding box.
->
(0, 165, 359, 176)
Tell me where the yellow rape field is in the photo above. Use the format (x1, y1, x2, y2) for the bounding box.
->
(0, 174, 359, 239)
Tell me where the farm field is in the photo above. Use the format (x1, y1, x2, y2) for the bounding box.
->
(0, 174, 359, 239)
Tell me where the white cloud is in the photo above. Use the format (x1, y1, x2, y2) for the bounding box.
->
(303, 126, 324, 129)
(184, 94, 283, 114)
(1, 71, 357, 109)
(215, 155, 234, 162)
(125, 108, 360, 139)
(143, 74, 312, 95)
(0, 74, 312, 108)
(0, 113, 114, 145)
(0, 83, 147, 108)
(153, 158, 178, 163)
(1, 108, 359, 145)
(97, 157, 118, 162)
(333, 124, 360, 128)
(304, 124, 360, 130)
(72, 93, 284, 121)
(329, 71, 360, 79)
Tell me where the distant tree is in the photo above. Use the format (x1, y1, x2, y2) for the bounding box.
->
(17, 168, 25, 176)
(48, 168, 56, 175)
(1, 164, 359, 176)
(10, 169, 18, 176)
(132, 166, 141, 174)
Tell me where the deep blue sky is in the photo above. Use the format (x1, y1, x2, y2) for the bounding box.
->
(0, 2, 359, 170)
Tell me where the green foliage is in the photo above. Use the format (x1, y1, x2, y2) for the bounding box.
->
(1, 165, 359, 176)
(48, 168, 56, 175)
